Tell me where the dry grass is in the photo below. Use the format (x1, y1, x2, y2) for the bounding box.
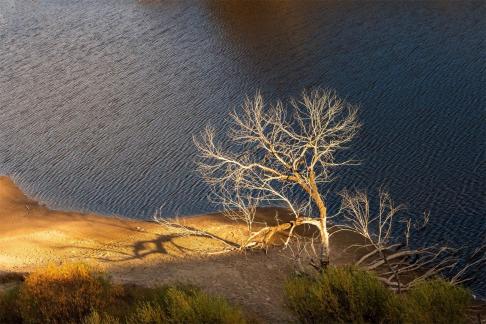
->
(18, 263, 122, 324)
(0, 263, 247, 324)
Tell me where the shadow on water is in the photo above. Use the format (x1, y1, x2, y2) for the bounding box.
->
(202, 0, 336, 95)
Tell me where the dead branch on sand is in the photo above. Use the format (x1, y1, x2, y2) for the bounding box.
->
(337, 189, 486, 293)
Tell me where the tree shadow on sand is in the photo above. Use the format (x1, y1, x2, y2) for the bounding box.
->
(130, 226, 240, 260)
(54, 227, 240, 263)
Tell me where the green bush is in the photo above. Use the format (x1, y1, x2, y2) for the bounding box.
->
(17, 263, 122, 324)
(403, 279, 472, 324)
(82, 310, 120, 324)
(126, 301, 166, 323)
(285, 266, 475, 324)
(127, 284, 246, 324)
(285, 266, 402, 324)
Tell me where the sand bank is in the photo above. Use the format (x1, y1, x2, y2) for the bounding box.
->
(0, 176, 360, 322)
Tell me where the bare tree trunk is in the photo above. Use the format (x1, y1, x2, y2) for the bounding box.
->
(319, 224, 330, 268)
(316, 197, 330, 268)
(308, 169, 331, 269)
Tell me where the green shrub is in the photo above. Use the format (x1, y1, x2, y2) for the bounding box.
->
(82, 310, 120, 324)
(127, 301, 166, 323)
(285, 266, 475, 324)
(18, 263, 122, 324)
(285, 266, 402, 324)
(127, 284, 246, 324)
(403, 279, 472, 324)
(0, 286, 22, 324)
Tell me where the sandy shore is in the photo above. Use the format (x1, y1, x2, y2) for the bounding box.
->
(0, 176, 361, 322)
(0, 176, 244, 271)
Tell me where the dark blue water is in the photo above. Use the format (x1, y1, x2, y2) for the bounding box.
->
(0, 0, 484, 294)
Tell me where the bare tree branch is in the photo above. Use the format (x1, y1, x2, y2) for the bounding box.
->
(338, 189, 486, 292)
(194, 89, 360, 267)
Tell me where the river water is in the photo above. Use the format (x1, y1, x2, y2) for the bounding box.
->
(0, 0, 484, 294)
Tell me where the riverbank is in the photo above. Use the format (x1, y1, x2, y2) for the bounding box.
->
(0, 176, 360, 322)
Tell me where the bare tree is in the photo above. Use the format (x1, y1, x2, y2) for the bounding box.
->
(338, 189, 486, 292)
(194, 89, 360, 267)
